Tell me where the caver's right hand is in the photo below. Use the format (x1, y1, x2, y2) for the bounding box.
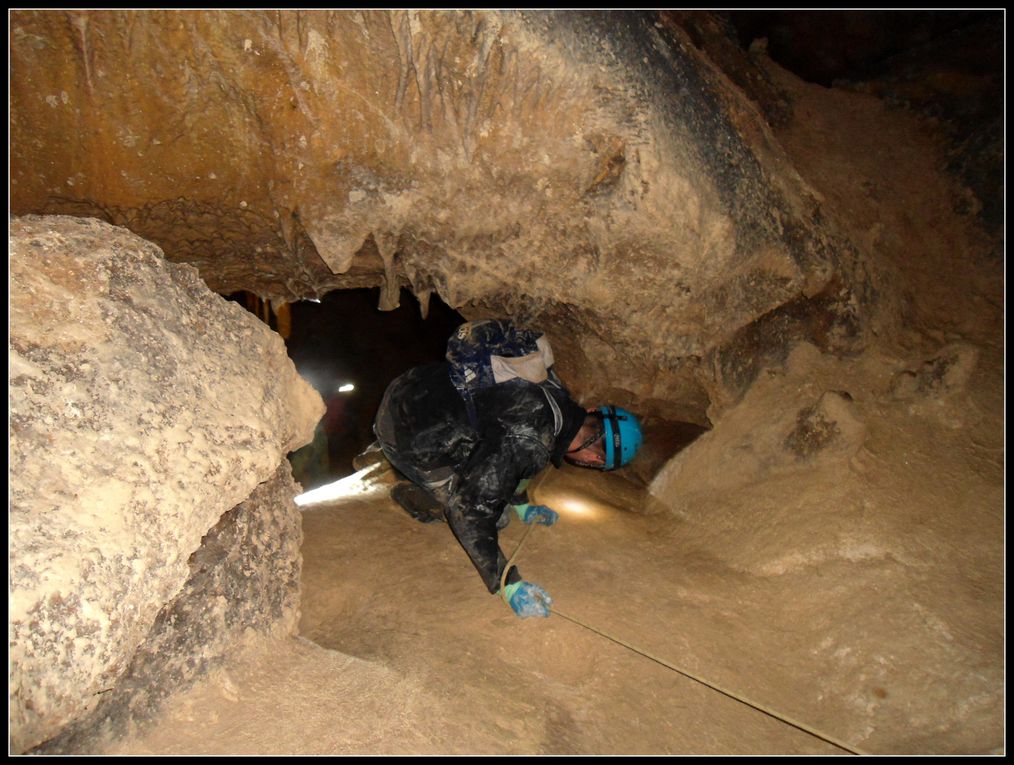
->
(503, 581, 553, 618)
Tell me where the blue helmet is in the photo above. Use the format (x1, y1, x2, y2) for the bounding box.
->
(598, 406, 643, 470)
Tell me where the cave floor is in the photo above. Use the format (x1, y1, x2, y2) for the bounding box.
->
(100, 466, 847, 755)
(97, 329, 1003, 756)
(296, 468, 853, 756)
(97, 363, 1005, 759)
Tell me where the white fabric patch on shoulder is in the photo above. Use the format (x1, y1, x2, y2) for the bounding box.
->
(541, 386, 563, 436)
(490, 349, 549, 384)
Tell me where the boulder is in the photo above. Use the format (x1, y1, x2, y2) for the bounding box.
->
(9, 215, 324, 752)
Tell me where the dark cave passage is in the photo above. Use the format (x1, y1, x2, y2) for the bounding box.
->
(224, 289, 709, 491)
(226, 288, 465, 487)
(724, 10, 995, 86)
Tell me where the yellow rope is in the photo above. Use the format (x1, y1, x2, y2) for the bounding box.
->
(500, 523, 870, 756)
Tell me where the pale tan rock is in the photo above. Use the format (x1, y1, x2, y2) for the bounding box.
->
(645, 339, 1002, 753)
(32, 463, 305, 754)
(9, 215, 324, 753)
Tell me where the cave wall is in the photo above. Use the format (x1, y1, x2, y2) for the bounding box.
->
(9, 215, 323, 752)
(6, 11, 1002, 755)
(9, 9, 873, 424)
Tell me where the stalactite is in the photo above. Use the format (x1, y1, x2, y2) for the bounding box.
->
(414, 287, 432, 320)
(374, 231, 401, 311)
(275, 302, 292, 339)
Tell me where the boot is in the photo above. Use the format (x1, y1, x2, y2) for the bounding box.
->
(352, 440, 390, 472)
(496, 506, 512, 530)
(391, 482, 445, 524)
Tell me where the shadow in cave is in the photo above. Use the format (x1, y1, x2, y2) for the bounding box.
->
(227, 288, 465, 489)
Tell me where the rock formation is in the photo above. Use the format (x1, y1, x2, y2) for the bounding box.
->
(10, 9, 876, 425)
(6, 8, 1002, 755)
(9, 215, 323, 752)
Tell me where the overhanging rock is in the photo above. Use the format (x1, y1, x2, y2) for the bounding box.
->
(9, 10, 871, 423)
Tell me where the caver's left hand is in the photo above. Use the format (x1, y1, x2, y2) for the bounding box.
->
(519, 504, 559, 526)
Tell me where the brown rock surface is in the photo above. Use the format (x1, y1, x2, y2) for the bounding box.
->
(10, 9, 874, 425)
(32, 463, 306, 754)
(5, 8, 1003, 757)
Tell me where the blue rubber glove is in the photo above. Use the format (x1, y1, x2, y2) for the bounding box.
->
(512, 503, 559, 526)
(503, 581, 553, 618)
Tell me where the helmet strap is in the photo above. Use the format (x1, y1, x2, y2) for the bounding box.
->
(566, 412, 604, 454)
(563, 454, 607, 470)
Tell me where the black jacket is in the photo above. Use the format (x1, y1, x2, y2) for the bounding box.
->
(375, 362, 586, 593)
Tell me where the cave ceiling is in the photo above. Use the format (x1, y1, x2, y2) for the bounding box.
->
(11, 10, 892, 423)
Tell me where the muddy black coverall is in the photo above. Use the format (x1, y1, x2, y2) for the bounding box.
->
(374, 362, 586, 594)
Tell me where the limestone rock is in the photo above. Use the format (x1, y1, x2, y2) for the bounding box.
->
(9, 215, 324, 753)
(783, 389, 866, 461)
(8, 9, 870, 423)
(645, 338, 1003, 753)
(649, 343, 866, 509)
(889, 343, 979, 401)
(32, 463, 305, 753)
